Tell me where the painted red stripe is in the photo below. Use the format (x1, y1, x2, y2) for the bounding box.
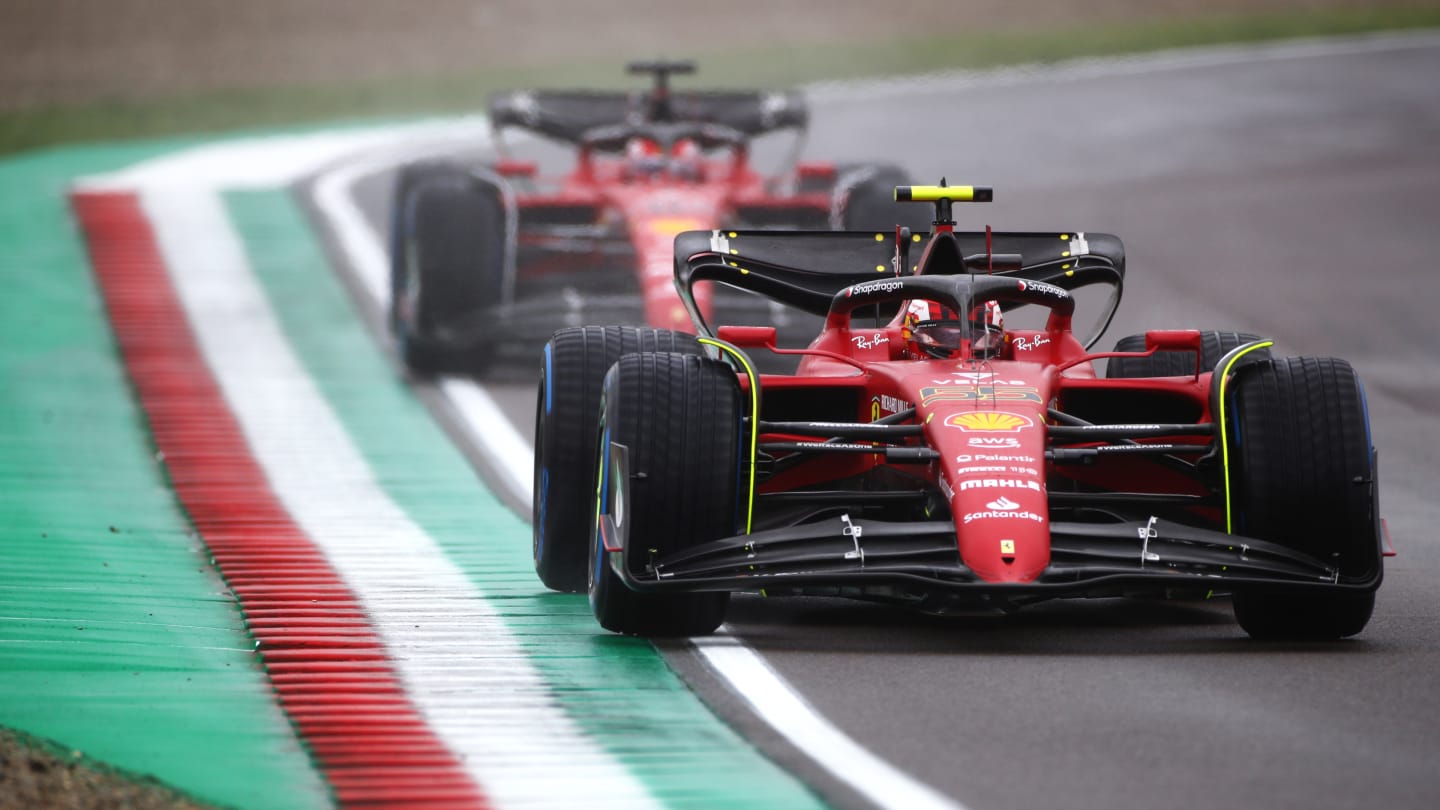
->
(72, 190, 490, 809)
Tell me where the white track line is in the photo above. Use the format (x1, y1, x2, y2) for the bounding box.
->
(89, 133, 662, 809)
(694, 635, 961, 810)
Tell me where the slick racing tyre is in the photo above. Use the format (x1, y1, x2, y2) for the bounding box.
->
(589, 351, 738, 636)
(533, 327, 703, 592)
(832, 163, 931, 233)
(1227, 356, 1381, 640)
(389, 162, 509, 375)
(1106, 330, 1270, 378)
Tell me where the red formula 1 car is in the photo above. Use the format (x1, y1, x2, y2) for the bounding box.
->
(388, 60, 924, 374)
(533, 183, 1389, 640)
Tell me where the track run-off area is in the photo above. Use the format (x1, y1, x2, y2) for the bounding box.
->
(3, 32, 1439, 809)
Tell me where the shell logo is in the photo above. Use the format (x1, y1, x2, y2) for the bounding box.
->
(945, 412, 1034, 432)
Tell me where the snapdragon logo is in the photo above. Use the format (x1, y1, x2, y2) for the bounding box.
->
(1018, 279, 1067, 298)
(847, 279, 904, 297)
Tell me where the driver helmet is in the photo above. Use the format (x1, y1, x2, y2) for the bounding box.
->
(669, 137, 704, 181)
(623, 136, 665, 178)
(902, 299, 1006, 360)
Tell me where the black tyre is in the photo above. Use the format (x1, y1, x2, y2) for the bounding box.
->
(1228, 356, 1381, 639)
(533, 327, 703, 592)
(588, 352, 738, 636)
(1106, 331, 1270, 378)
(833, 163, 930, 233)
(389, 162, 508, 375)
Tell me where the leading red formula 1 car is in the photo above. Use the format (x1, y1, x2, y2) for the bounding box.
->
(388, 60, 922, 374)
(533, 183, 1389, 640)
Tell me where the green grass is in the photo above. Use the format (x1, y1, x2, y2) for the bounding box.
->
(3, 5, 1438, 156)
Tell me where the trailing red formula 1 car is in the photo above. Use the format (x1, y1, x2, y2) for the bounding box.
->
(534, 183, 1390, 640)
(388, 60, 923, 374)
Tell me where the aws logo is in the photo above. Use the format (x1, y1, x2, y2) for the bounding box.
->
(944, 412, 1034, 433)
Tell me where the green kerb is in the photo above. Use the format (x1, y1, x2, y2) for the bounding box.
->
(0, 145, 330, 809)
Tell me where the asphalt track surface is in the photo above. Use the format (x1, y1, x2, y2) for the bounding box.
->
(333, 35, 1440, 810)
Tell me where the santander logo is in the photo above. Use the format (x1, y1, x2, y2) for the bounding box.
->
(987, 496, 1020, 510)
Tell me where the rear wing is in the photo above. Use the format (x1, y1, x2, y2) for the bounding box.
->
(488, 89, 808, 145)
(673, 228, 1126, 343)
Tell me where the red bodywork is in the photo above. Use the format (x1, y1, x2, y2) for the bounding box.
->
(590, 195, 1383, 636)
(729, 322, 1217, 585)
(495, 147, 840, 332)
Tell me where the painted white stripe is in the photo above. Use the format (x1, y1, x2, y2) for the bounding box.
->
(135, 185, 662, 810)
(438, 377, 536, 506)
(694, 634, 964, 810)
(79, 118, 490, 191)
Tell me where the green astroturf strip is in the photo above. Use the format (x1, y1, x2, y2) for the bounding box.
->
(226, 188, 828, 808)
(0, 147, 330, 809)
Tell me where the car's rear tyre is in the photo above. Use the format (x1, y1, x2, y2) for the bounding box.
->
(389, 162, 508, 375)
(833, 163, 930, 233)
(1106, 331, 1269, 378)
(533, 327, 703, 592)
(1227, 356, 1381, 639)
(588, 351, 737, 636)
